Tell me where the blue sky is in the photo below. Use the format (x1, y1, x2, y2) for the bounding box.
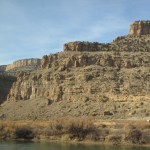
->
(0, 0, 149, 65)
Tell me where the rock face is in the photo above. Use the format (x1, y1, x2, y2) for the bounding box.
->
(7, 51, 150, 101)
(0, 58, 41, 105)
(0, 65, 6, 73)
(5, 58, 41, 71)
(64, 35, 150, 53)
(129, 20, 150, 36)
(0, 20, 150, 120)
(0, 75, 16, 104)
(64, 41, 111, 52)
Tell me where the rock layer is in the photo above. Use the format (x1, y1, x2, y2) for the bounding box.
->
(64, 41, 111, 52)
(0, 75, 16, 104)
(5, 58, 41, 71)
(0, 20, 150, 120)
(64, 35, 150, 52)
(8, 51, 150, 101)
(0, 65, 6, 73)
(129, 20, 150, 36)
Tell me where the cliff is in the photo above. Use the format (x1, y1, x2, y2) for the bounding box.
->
(0, 59, 41, 104)
(8, 51, 150, 100)
(64, 41, 111, 52)
(64, 35, 150, 53)
(5, 58, 41, 72)
(0, 20, 150, 120)
(0, 75, 16, 104)
(129, 20, 150, 36)
(0, 65, 6, 73)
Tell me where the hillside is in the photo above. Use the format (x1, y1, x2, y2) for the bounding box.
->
(0, 20, 149, 120)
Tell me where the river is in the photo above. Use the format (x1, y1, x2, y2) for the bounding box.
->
(0, 141, 149, 150)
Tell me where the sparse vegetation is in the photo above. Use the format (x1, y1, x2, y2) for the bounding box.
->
(107, 134, 122, 145)
(0, 119, 150, 145)
(14, 126, 35, 139)
(126, 129, 142, 144)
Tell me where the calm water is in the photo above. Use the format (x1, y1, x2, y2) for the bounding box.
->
(0, 141, 149, 150)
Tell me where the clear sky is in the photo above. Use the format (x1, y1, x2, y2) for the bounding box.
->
(0, 0, 149, 65)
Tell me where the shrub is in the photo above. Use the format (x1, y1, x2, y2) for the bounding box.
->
(85, 130, 99, 141)
(126, 129, 142, 144)
(108, 134, 122, 145)
(14, 126, 34, 139)
(44, 119, 64, 136)
(66, 118, 99, 141)
(141, 129, 150, 144)
(68, 123, 85, 140)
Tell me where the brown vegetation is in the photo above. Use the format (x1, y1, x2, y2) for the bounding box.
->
(0, 119, 150, 145)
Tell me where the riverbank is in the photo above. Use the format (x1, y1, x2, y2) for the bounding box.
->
(0, 118, 150, 146)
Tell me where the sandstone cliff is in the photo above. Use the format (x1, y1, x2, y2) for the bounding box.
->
(0, 59, 41, 106)
(5, 58, 41, 72)
(0, 75, 16, 104)
(64, 35, 150, 53)
(5, 50, 149, 119)
(0, 20, 150, 120)
(64, 41, 111, 52)
(129, 20, 150, 36)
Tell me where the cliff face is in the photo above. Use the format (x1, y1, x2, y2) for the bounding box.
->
(0, 20, 150, 120)
(4, 50, 149, 120)
(5, 58, 41, 71)
(64, 41, 111, 52)
(0, 75, 16, 104)
(129, 21, 150, 36)
(0, 58, 41, 107)
(64, 35, 150, 53)
(8, 51, 150, 101)
(0, 65, 6, 73)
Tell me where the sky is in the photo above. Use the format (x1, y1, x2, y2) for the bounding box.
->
(0, 0, 149, 65)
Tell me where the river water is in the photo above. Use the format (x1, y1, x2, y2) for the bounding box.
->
(0, 141, 149, 150)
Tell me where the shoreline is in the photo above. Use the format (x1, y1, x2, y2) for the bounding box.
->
(1, 138, 150, 148)
(0, 119, 150, 147)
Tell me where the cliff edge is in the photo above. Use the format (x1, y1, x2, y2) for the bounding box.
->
(129, 20, 150, 36)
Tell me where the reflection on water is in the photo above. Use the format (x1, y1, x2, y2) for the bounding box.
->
(0, 141, 149, 150)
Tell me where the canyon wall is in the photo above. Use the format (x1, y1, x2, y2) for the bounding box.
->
(6, 58, 41, 71)
(0, 20, 150, 120)
(8, 51, 150, 101)
(0, 59, 41, 105)
(0, 75, 16, 104)
(64, 41, 111, 52)
(5, 50, 150, 119)
(129, 20, 150, 36)
(64, 35, 150, 53)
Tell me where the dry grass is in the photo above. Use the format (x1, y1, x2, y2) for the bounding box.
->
(0, 117, 98, 141)
(0, 119, 150, 145)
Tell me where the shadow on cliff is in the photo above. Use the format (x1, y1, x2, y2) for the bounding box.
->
(0, 74, 16, 104)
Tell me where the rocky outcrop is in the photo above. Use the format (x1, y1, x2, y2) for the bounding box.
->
(64, 41, 111, 52)
(6, 58, 41, 71)
(0, 20, 150, 120)
(7, 51, 150, 102)
(0, 65, 6, 73)
(112, 35, 150, 52)
(40, 51, 150, 70)
(4, 51, 150, 119)
(64, 35, 150, 53)
(129, 20, 150, 36)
